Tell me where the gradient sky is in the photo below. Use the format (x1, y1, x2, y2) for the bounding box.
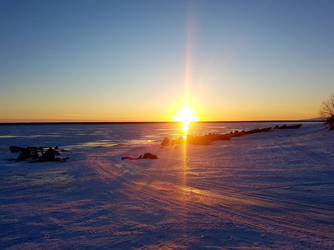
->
(1, 0, 333, 122)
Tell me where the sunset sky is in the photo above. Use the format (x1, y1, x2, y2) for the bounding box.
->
(1, 0, 333, 122)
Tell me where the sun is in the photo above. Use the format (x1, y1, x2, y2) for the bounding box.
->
(174, 104, 198, 133)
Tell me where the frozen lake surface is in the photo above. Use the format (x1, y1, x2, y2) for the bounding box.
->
(0, 122, 334, 249)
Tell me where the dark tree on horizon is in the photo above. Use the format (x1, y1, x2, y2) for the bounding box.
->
(321, 95, 334, 130)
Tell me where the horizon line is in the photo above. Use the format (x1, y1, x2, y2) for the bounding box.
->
(0, 119, 324, 125)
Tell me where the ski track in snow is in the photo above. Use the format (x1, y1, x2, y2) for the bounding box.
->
(0, 123, 333, 249)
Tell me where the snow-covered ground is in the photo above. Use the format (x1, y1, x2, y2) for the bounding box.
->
(0, 122, 333, 249)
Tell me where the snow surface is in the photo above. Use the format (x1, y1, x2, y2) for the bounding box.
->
(0, 122, 334, 249)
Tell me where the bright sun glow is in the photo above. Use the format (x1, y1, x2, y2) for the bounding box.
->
(174, 104, 198, 134)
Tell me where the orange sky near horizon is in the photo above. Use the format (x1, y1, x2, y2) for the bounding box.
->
(0, 95, 321, 122)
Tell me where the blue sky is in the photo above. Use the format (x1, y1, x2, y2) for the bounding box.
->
(0, 0, 333, 121)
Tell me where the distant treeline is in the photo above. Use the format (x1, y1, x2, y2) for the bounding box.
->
(161, 124, 302, 146)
